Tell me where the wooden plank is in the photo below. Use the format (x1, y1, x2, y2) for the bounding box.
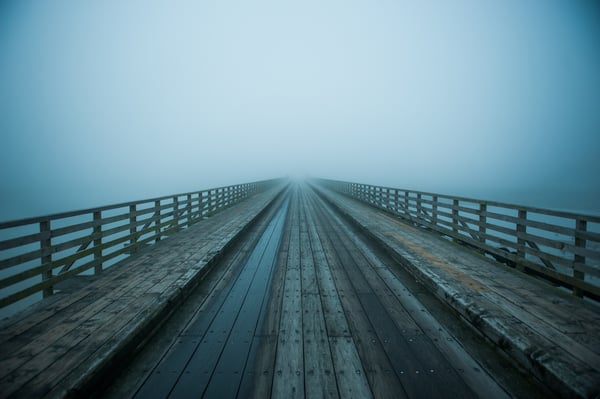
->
(302, 293, 338, 399)
(144, 190, 288, 398)
(1, 293, 144, 397)
(327, 211, 511, 398)
(240, 334, 278, 399)
(241, 193, 294, 398)
(328, 337, 372, 399)
(303, 196, 351, 338)
(167, 237, 271, 397)
(298, 191, 339, 398)
(271, 192, 304, 399)
(300, 193, 339, 398)
(134, 212, 267, 399)
(311, 190, 477, 398)
(359, 292, 476, 399)
(310, 196, 405, 399)
(203, 198, 289, 398)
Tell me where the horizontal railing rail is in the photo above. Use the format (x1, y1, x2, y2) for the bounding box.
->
(316, 178, 600, 300)
(0, 178, 284, 312)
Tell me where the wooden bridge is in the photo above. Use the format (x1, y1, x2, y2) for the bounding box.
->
(1, 179, 599, 398)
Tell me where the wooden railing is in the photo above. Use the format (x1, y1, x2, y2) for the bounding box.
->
(317, 179, 600, 300)
(0, 179, 283, 311)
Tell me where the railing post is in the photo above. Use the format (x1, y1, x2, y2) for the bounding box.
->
(516, 209, 527, 272)
(187, 194, 192, 227)
(40, 220, 53, 298)
(386, 188, 391, 211)
(452, 199, 459, 236)
(416, 193, 422, 221)
(202, 191, 210, 217)
(93, 210, 102, 274)
(478, 203, 486, 245)
(394, 190, 400, 215)
(386, 188, 391, 209)
(129, 204, 137, 253)
(173, 196, 179, 228)
(154, 200, 161, 241)
(432, 195, 438, 227)
(574, 218, 587, 297)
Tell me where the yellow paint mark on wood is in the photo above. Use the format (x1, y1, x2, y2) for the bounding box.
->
(387, 231, 490, 293)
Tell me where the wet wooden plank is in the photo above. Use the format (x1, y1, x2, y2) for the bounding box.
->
(303, 194, 351, 338)
(329, 336, 372, 399)
(243, 198, 293, 399)
(311, 201, 406, 399)
(203, 199, 289, 398)
(134, 200, 281, 399)
(308, 188, 514, 398)
(302, 293, 338, 399)
(298, 193, 338, 398)
(271, 194, 304, 399)
(315, 202, 479, 398)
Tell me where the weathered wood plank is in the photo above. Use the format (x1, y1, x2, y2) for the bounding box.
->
(312, 191, 478, 399)
(330, 212, 511, 398)
(303, 196, 351, 338)
(1, 294, 144, 397)
(311, 200, 405, 399)
(243, 192, 293, 399)
(297, 192, 339, 398)
(271, 191, 304, 399)
(328, 337, 372, 399)
(302, 293, 338, 399)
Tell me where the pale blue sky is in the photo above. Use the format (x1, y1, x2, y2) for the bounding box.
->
(1, 0, 599, 219)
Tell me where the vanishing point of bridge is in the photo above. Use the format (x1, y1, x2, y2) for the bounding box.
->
(0, 179, 599, 398)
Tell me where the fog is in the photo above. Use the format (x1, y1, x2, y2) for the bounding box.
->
(1, 0, 600, 220)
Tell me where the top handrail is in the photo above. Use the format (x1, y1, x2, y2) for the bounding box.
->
(0, 179, 281, 228)
(319, 178, 600, 222)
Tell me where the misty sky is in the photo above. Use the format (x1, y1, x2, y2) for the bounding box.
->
(1, 0, 599, 219)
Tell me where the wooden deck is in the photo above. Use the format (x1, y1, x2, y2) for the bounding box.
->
(0, 185, 284, 398)
(1, 182, 599, 398)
